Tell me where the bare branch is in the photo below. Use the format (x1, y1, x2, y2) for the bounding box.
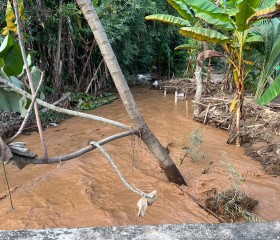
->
(8, 129, 136, 167)
(7, 72, 45, 144)
(85, 59, 104, 94)
(13, 0, 48, 159)
(0, 77, 130, 130)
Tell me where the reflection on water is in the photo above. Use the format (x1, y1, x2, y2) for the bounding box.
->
(0, 88, 279, 230)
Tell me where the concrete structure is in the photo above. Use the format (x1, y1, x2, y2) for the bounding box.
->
(0, 222, 279, 240)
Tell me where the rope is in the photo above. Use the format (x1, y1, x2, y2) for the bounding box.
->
(92, 141, 156, 199)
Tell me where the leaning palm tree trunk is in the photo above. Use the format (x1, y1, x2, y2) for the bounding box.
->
(75, 0, 186, 185)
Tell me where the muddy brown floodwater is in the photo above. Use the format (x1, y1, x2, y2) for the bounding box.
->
(0, 88, 280, 230)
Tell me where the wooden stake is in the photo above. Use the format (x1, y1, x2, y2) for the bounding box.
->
(204, 104, 211, 124)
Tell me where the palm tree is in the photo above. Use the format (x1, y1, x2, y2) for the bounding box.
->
(75, 0, 186, 185)
(251, 19, 280, 105)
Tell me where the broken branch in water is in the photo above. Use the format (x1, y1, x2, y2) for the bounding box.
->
(0, 76, 130, 130)
(5, 129, 137, 168)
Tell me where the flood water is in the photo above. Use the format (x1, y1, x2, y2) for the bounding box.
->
(0, 88, 279, 230)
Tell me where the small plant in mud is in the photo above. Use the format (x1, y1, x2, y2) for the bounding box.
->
(223, 159, 244, 190)
(181, 128, 204, 164)
(206, 158, 262, 222)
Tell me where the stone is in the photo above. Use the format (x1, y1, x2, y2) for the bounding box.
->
(0, 222, 280, 240)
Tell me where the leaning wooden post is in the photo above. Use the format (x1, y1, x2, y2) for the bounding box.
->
(76, 0, 186, 185)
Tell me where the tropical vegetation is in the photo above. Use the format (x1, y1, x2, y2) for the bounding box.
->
(0, 0, 279, 147)
(146, 0, 280, 145)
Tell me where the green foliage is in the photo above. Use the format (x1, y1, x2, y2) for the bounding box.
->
(257, 74, 280, 105)
(37, 109, 70, 125)
(98, 0, 184, 75)
(70, 92, 117, 110)
(179, 27, 230, 43)
(183, 128, 204, 161)
(145, 14, 191, 27)
(0, 34, 24, 76)
(222, 158, 244, 190)
(0, 33, 44, 116)
(251, 19, 280, 103)
(16, 0, 186, 97)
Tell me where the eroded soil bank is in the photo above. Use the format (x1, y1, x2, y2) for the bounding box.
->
(0, 88, 279, 230)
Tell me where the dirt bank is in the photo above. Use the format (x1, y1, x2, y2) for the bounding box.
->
(193, 95, 280, 176)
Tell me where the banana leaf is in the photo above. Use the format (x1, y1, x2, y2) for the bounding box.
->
(245, 34, 263, 42)
(167, 0, 194, 21)
(184, 0, 233, 24)
(260, 0, 278, 10)
(145, 14, 190, 27)
(247, 2, 280, 23)
(195, 12, 234, 30)
(174, 44, 196, 50)
(257, 74, 280, 105)
(235, 0, 263, 31)
(179, 27, 230, 43)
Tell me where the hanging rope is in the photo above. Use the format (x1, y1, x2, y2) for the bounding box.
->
(91, 141, 156, 199)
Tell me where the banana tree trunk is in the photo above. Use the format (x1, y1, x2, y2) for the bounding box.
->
(75, 0, 186, 185)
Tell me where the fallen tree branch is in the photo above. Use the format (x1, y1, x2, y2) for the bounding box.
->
(7, 129, 137, 167)
(179, 185, 227, 223)
(0, 77, 130, 130)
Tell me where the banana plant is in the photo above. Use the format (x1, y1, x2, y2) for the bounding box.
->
(0, 34, 44, 116)
(2, 0, 25, 35)
(146, 0, 280, 146)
